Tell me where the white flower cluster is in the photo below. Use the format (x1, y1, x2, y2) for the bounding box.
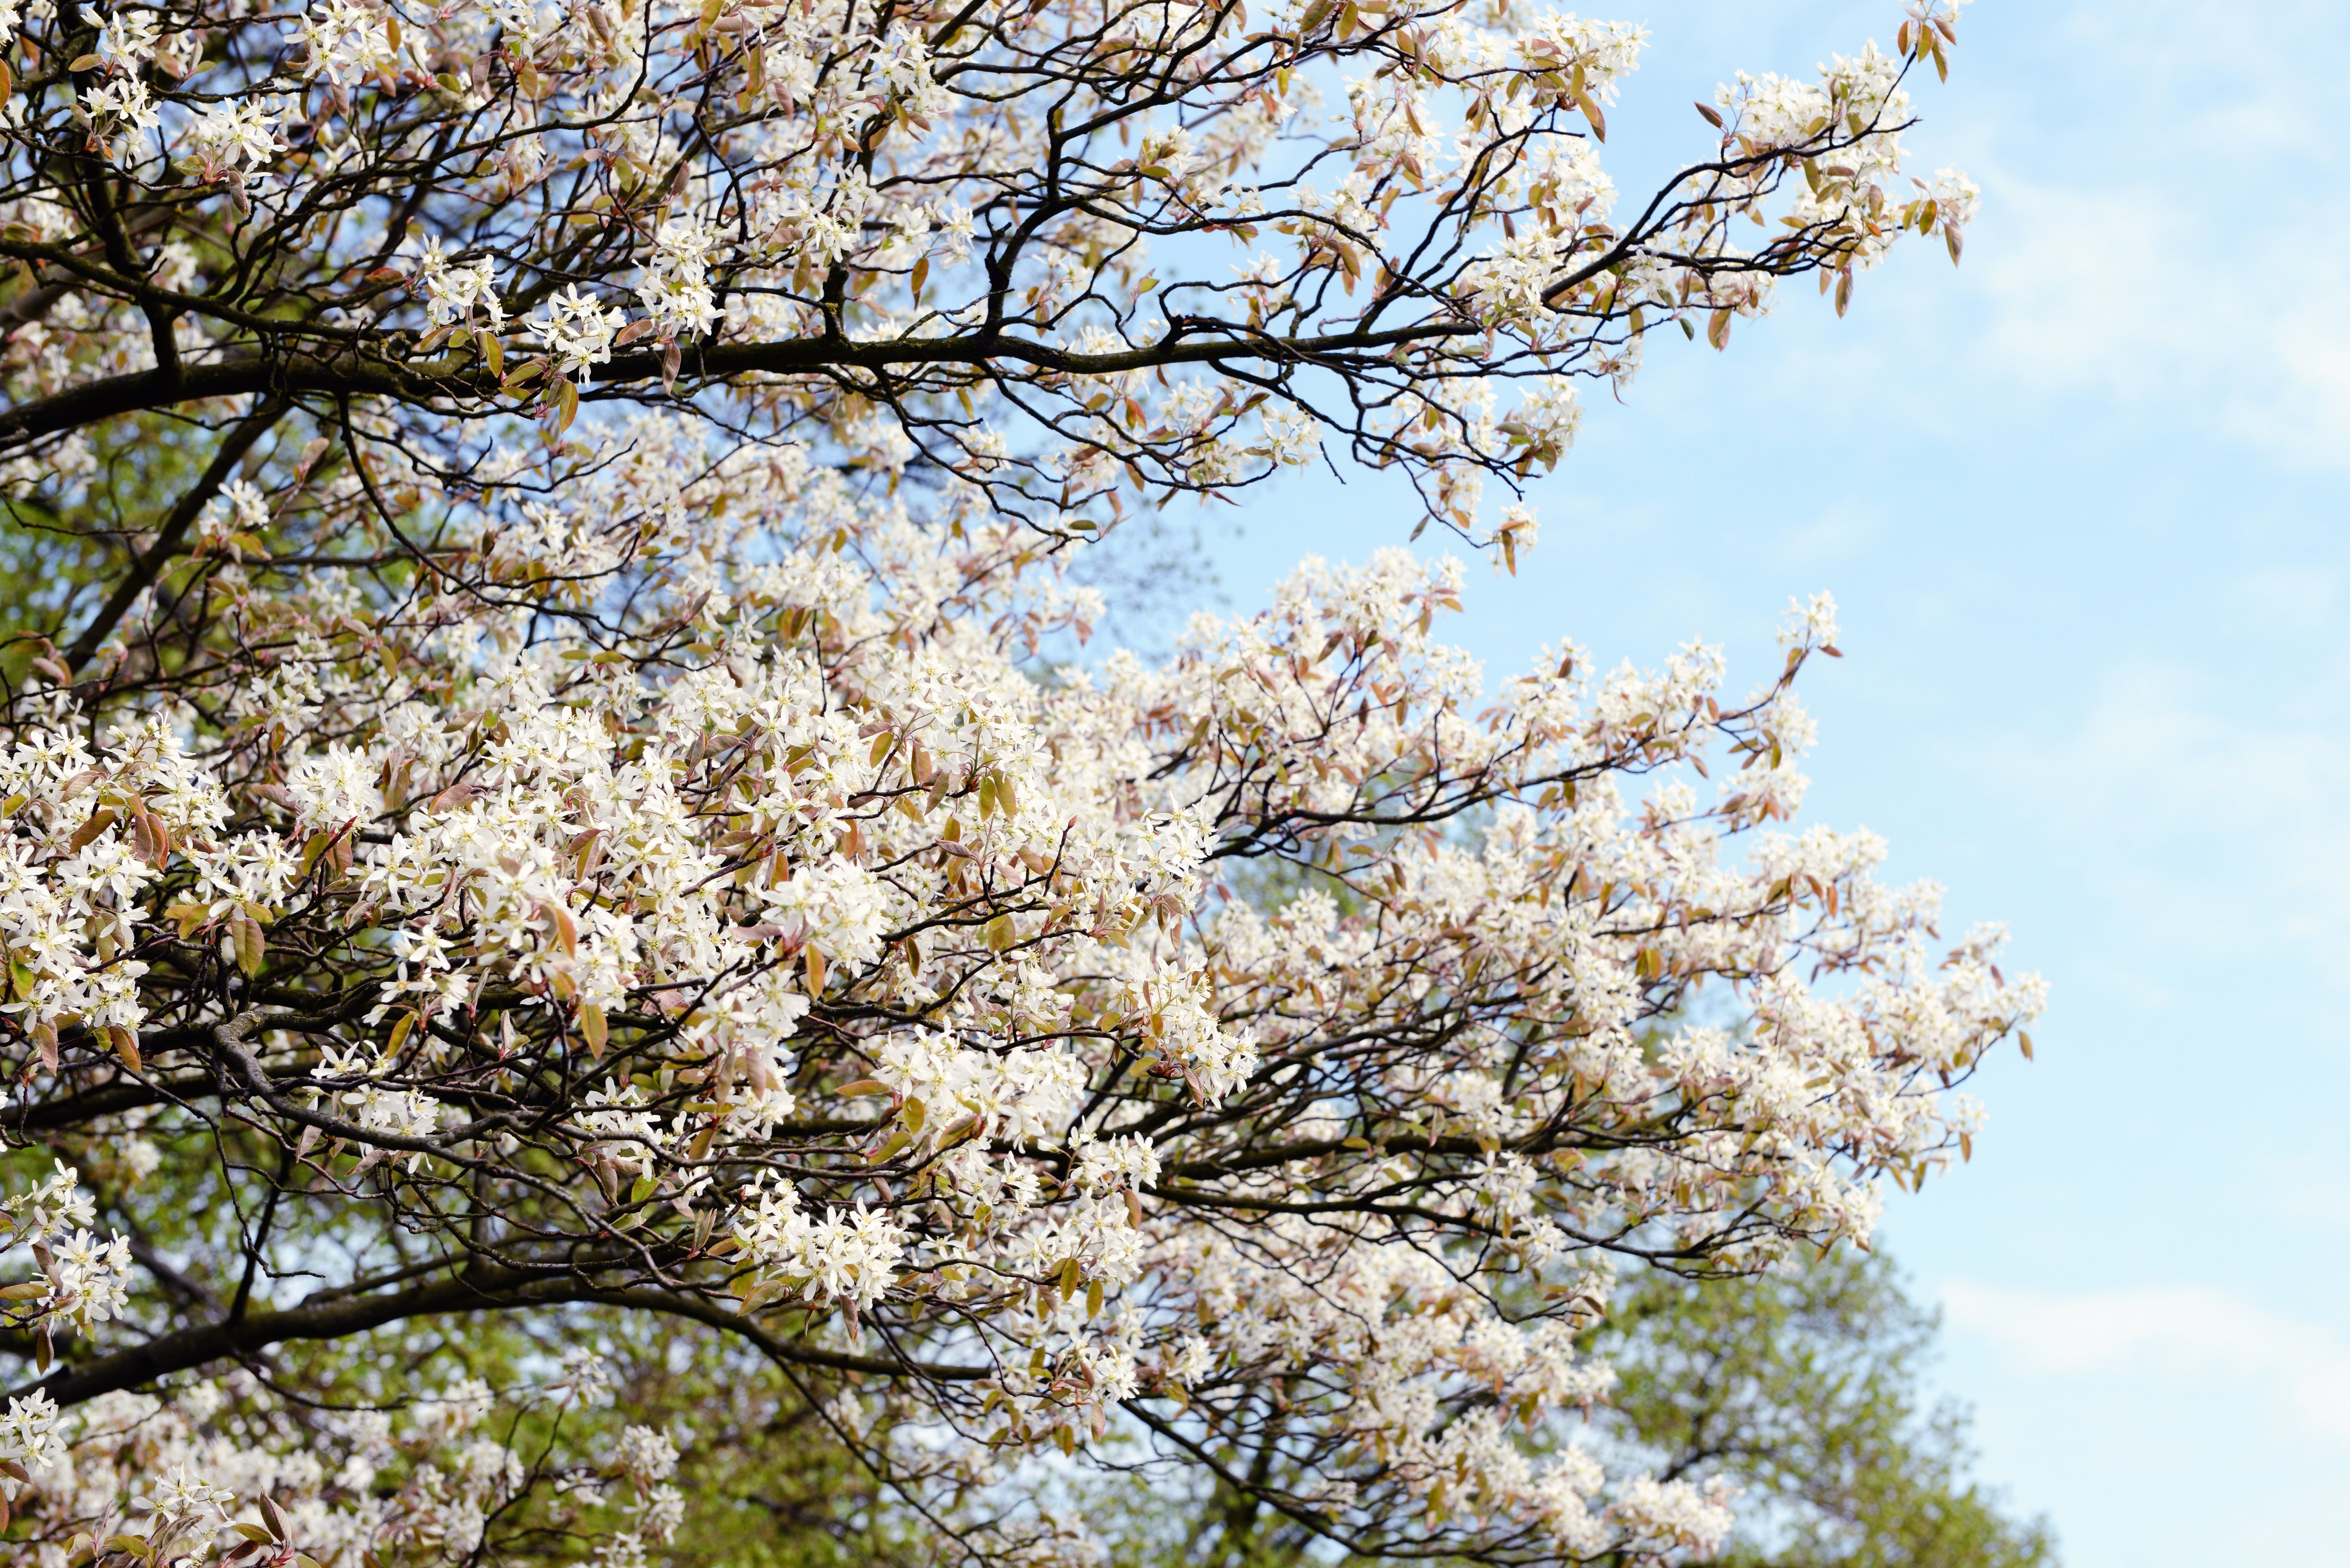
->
(296, 0, 398, 90)
(2, 1161, 138, 1345)
(731, 1177, 909, 1309)
(0, 0, 1976, 574)
(531, 285, 627, 384)
(0, 1355, 688, 1568)
(186, 98, 279, 183)
(411, 236, 506, 330)
(0, 407, 2037, 1566)
(0, 1390, 60, 1476)
(635, 219, 726, 341)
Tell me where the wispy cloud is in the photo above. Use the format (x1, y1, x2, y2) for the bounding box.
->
(1943, 1280, 2350, 1442)
(1939, 0, 2350, 467)
(1957, 172, 2350, 468)
(1955, 647, 2350, 990)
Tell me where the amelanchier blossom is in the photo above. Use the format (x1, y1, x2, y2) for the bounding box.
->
(0, 0, 2022, 1563)
(0, 0, 1978, 535)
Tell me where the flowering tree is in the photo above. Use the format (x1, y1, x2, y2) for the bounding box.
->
(0, 0, 2032, 1561)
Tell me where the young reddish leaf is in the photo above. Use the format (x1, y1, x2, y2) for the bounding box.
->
(68, 807, 117, 853)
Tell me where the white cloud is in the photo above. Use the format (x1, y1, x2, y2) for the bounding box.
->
(1936, 0, 2350, 468)
(1944, 1280, 2350, 1442)
(2224, 564, 2339, 634)
(1961, 649, 2350, 988)
(2251, 1150, 2350, 1239)
(1956, 170, 2350, 468)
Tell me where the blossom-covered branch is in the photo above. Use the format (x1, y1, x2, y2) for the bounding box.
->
(0, 1, 2025, 1564)
(2, 0, 1976, 535)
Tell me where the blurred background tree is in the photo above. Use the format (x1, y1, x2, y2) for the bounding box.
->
(1091, 1248, 2055, 1568)
(1594, 1250, 2056, 1568)
(0, 410, 208, 675)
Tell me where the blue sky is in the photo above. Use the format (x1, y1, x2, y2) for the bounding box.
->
(1172, 2, 2350, 1562)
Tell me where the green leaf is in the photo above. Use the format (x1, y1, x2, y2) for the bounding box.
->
(500, 360, 549, 398)
(229, 908, 266, 977)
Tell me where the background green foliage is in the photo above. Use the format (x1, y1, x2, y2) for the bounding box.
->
(1084, 1250, 2054, 1568)
(0, 412, 208, 668)
(1594, 1250, 2056, 1568)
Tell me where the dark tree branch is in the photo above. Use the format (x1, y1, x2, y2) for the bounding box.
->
(64, 395, 290, 671)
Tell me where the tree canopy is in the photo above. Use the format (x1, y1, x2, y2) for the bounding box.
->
(1594, 1250, 2055, 1568)
(1106, 1246, 2056, 1568)
(0, 0, 2034, 1563)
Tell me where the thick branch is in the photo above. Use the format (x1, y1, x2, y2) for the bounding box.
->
(15, 1271, 993, 1408)
(577, 1287, 994, 1382)
(0, 321, 1473, 449)
(15, 1265, 578, 1407)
